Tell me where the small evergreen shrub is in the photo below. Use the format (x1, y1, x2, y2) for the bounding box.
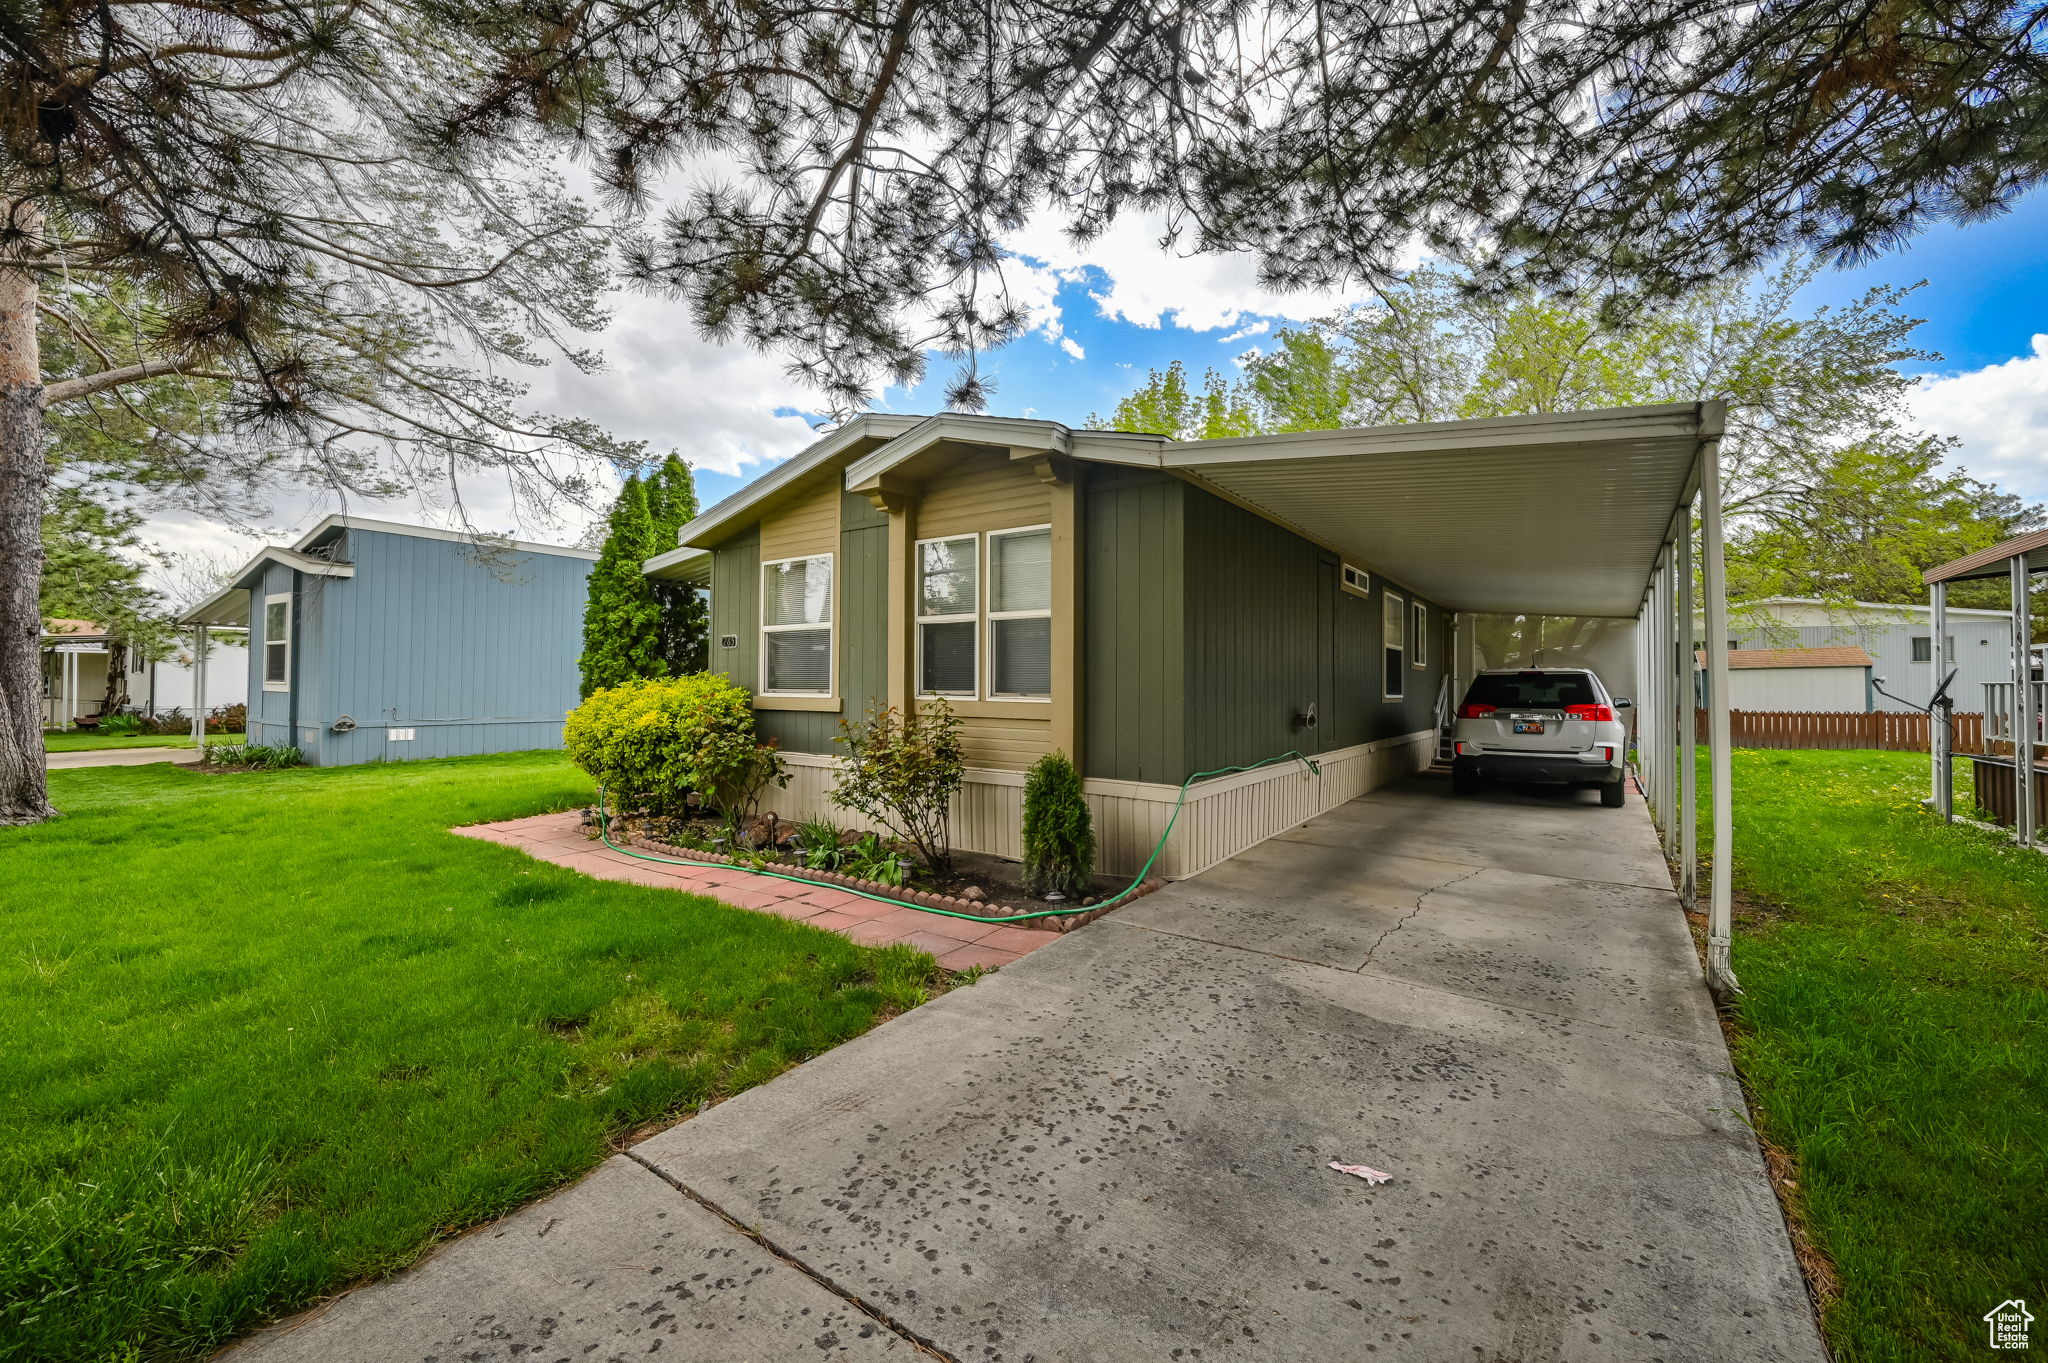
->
(563, 674, 786, 832)
(1021, 751, 1095, 899)
(832, 701, 964, 873)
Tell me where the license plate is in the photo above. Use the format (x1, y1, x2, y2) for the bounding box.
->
(1513, 719, 1545, 735)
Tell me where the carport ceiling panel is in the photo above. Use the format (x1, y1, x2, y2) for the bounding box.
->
(1193, 438, 1696, 617)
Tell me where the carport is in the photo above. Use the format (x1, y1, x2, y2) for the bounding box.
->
(1089, 399, 1739, 994)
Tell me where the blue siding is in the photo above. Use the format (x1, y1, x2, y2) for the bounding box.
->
(250, 528, 592, 765)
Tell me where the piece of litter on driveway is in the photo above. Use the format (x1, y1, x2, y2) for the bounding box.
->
(1329, 1161, 1392, 1184)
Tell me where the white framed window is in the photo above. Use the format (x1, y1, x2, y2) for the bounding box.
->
(917, 535, 978, 696)
(262, 593, 292, 692)
(760, 554, 833, 695)
(1411, 600, 1428, 669)
(1382, 590, 1405, 701)
(1340, 563, 1371, 599)
(988, 525, 1053, 699)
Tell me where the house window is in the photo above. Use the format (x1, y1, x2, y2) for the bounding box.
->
(1340, 563, 1371, 599)
(262, 594, 291, 691)
(1410, 600, 1428, 669)
(988, 526, 1053, 698)
(917, 535, 978, 696)
(761, 554, 833, 695)
(1383, 590, 1405, 700)
(1911, 635, 1954, 662)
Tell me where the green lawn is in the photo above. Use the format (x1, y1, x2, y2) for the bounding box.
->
(1719, 748, 2048, 1362)
(39, 732, 243, 753)
(0, 752, 940, 1363)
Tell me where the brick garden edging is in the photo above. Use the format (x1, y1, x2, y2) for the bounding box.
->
(608, 825, 1165, 934)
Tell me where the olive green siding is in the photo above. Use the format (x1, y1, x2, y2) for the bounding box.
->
(1181, 487, 1445, 772)
(708, 528, 760, 692)
(709, 494, 886, 755)
(1082, 468, 1187, 783)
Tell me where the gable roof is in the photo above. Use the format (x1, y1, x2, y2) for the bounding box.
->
(1700, 646, 1873, 670)
(41, 618, 106, 638)
(176, 515, 591, 626)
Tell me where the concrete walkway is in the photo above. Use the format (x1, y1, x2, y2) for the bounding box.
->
(44, 745, 202, 769)
(228, 774, 1825, 1363)
(455, 810, 1052, 970)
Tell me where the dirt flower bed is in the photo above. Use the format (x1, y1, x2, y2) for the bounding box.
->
(584, 809, 1162, 932)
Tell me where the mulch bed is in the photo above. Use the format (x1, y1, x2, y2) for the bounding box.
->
(584, 810, 1163, 933)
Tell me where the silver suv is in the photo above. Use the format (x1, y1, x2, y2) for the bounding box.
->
(1450, 667, 1632, 807)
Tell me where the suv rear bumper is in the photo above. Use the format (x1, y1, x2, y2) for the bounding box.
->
(1455, 753, 1623, 786)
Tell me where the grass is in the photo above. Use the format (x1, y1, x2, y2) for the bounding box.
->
(1714, 748, 2048, 1362)
(0, 752, 942, 1363)
(39, 732, 242, 753)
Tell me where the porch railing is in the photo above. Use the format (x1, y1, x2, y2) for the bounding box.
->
(1982, 682, 2048, 762)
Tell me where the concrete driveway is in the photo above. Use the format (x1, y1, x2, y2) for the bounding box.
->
(228, 774, 1824, 1363)
(45, 745, 202, 769)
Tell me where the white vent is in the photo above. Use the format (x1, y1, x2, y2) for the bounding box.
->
(387, 727, 416, 741)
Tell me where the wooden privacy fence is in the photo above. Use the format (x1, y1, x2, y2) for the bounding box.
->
(1690, 709, 1985, 753)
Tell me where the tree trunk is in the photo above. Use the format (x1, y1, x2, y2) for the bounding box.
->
(102, 640, 131, 715)
(0, 201, 52, 824)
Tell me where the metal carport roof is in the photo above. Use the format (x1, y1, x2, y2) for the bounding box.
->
(1079, 403, 1710, 619)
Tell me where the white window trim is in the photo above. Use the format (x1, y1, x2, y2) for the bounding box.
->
(261, 592, 292, 692)
(915, 534, 978, 699)
(1340, 562, 1372, 600)
(1411, 600, 1428, 669)
(759, 553, 835, 697)
(1382, 590, 1406, 701)
(986, 524, 1054, 702)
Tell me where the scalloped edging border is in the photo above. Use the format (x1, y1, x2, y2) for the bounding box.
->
(601, 822, 1164, 934)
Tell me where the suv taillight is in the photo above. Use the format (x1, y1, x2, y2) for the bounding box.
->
(1563, 703, 1614, 722)
(1458, 703, 1497, 719)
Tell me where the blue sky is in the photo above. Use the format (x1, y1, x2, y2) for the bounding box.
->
(686, 191, 2048, 516)
(146, 191, 2048, 574)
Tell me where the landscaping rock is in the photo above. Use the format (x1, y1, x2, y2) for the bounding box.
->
(959, 885, 986, 903)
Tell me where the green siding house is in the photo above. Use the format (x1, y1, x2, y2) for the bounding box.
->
(648, 413, 1451, 876)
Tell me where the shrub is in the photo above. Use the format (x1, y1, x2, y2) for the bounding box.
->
(98, 712, 145, 738)
(563, 674, 787, 835)
(207, 703, 247, 735)
(205, 743, 303, 770)
(794, 815, 844, 871)
(1021, 751, 1095, 899)
(832, 700, 964, 873)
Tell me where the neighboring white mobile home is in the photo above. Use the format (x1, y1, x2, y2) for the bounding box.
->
(1724, 598, 2012, 713)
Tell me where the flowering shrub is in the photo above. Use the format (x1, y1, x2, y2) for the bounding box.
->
(832, 700, 964, 873)
(564, 675, 786, 830)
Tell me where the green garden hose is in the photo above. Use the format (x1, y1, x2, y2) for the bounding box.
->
(593, 750, 1323, 926)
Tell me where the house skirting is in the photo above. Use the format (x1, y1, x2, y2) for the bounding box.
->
(772, 729, 1434, 879)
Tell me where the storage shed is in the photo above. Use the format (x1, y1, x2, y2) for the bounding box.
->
(1710, 645, 1875, 712)
(177, 517, 596, 765)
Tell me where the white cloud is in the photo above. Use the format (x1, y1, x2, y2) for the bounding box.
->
(1217, 320, 1271, 344)
(1912, 336, 2048, 499)
(1060, 337, 1085, 360)
(135, 289, 821, 577)
(1005, 211, 1389, 334)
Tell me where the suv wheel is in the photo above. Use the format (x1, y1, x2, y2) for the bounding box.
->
(1452, 765, 1482, 797)
(1600, 779, 1626, 808)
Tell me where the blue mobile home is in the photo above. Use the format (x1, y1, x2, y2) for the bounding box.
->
(178, 516, 595, 765)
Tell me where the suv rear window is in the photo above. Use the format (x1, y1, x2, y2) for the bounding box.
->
(1462, 672, 1599, 708)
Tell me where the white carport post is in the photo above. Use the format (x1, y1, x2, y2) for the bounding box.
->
(2014, 557, 2036, 847)
(1659, 544, 1679, 856)
(1677, 504, 1698, 908)
(189, 627, 208, 747)
(1930, 579, 1951, 819)
(1698, 402, 1738, 996)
